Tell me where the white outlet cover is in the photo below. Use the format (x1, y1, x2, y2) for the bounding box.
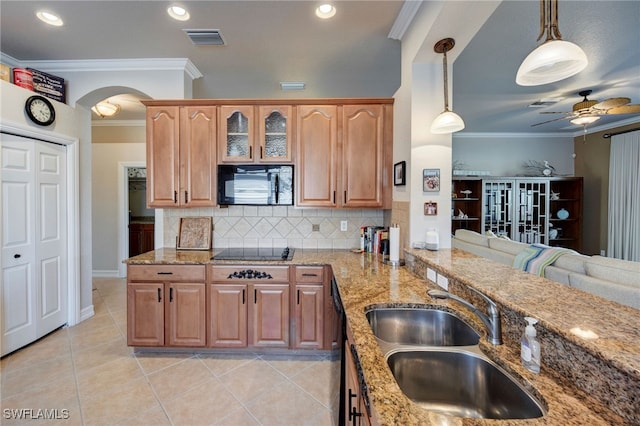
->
(340, 220, 348, 231)
(436, 274, 449, 290)
(427, 268, 437, 283)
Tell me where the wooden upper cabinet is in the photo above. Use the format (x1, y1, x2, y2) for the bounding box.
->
(147, 106, 180, 207)
(146, 106, 216, 208)
(219, 105, 293, 163)
(180, 107, 217, 207)
(296, 105, 339, 207)
(258, 105, 293, 162)
(297, 103, 392, 208)
(342, 105, 384, 208)
(219, 105, 255, 163)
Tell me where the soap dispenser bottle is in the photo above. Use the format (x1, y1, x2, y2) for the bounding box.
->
(521, 317, 541, 373)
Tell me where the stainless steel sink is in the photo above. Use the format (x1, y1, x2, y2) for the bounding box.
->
(387, 348, 545, 419)
(366, 307, 480, 346)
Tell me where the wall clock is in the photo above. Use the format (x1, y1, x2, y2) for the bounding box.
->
(25, 95, 56, 126)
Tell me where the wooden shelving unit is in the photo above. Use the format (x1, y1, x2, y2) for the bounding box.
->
(451, 178, 482, 235)
(548, 177, 583, 251)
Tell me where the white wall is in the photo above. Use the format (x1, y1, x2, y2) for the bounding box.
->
(453, 135, 575, 176)
(92, 141, 146, 273)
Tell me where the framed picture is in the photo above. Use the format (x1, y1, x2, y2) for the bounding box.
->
(423, 169, 440, 192)
(177, 217, 213, 250)
(394, 161, 406, 186)
(424, 201, 438, 216)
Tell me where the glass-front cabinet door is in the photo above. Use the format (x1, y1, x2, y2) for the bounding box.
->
(258, 105, 292, 162)
(219, 106, 254, 162)
(219, 105, 293, 163)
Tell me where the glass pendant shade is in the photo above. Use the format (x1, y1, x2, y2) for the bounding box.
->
(91, 101, 120, 118)
(430, 38, 464, 134)
(516, 40, 588, 86)
(570, 115, 599, 126)
(430, 110, 465, 134)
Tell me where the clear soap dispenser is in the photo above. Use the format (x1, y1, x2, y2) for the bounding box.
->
(521, 317, 541, 373)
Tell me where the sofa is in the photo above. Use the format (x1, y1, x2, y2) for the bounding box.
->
(452, 229, 640, 310)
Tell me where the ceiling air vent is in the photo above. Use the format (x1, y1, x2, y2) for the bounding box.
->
(183, 29, 225, 46)
(528, 98, 563, 108)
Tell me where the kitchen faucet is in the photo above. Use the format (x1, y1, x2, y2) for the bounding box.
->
(428, 287, 502, 345)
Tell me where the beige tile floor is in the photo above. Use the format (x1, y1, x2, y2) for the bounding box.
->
(1, 278, 341, 425)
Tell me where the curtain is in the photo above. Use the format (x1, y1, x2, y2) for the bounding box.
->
(607, 131, 640, 261)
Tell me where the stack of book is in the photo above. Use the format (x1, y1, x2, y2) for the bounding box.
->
(360, 226, 388, 254)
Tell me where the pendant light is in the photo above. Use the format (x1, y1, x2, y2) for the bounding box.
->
(91, 101, 121, 118)
(430, 38, 465, 134)
(516, 0, 587, 86)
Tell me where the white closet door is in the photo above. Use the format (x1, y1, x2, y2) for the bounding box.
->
(35, 141, 67, 336)
(1, 134, 67, 356)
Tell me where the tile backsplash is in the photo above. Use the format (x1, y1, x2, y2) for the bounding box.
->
(162, 206, 385, 250)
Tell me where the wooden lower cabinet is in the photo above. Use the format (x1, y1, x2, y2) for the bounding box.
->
(208, 282, 290, 348)
(128, 223, 155, 257)
(127, 265, 206, 347)
(250, 283, 290, 348)
(345, 342, 371, 425)
(127, 282, 165, 346)
(127, 264, 337, 351)
(208, 284, 248, 347)
(292, 265, 327, 349)
(166, 283, 206, 347)
(293, 284, 324, 349)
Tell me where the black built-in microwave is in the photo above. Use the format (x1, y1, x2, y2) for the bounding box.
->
(217, 164, 294, 206)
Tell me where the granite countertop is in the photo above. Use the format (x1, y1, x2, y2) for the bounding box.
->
(124, 248, 639, 425)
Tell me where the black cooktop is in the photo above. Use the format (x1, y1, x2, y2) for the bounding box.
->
(212, 247, 294, 261)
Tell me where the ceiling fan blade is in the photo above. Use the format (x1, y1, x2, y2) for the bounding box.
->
(606, 104, 640, 115)
(592, 97, 630, 110)
(531, 116, 571, 127)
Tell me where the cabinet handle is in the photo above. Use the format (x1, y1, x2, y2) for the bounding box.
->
(297, 289, 300, 305)
(260, 146, 263, 159)
(184, 190, 188, 203)
(249, 146, 253, 159)
(333, 191, 336, 204)
(242, 289, 245, 305)
(301, 273, 318, 277)
(157, 288, 162, 302)
(348, 389, 357, 421)
(14, 253, 21, 259)
(351, 407, 362, 425)
(157, 272, 173, 275)
(169, 287, 174, 302)
(254, 288, 257, 304)
(174, 191, 177, 203)
(344, 190, 347, 204)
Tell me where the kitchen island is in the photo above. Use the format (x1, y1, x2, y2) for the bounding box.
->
(125, 248, 639, 425)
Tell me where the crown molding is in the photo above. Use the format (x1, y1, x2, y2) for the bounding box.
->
(454, 132, 573, 139)
(91, 120, 146, 128)
(0, 56, 203, 80)
(388, 1, 423, 40)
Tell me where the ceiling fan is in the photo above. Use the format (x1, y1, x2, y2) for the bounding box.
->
(531, 90, 640, 127)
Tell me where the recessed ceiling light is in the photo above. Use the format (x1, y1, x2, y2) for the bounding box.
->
(168, 5, 190, 21)
(315, 3, 336, 19)
(36, 10, 63, 26)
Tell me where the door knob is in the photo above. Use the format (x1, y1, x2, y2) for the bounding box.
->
(14, 254, 21, 259)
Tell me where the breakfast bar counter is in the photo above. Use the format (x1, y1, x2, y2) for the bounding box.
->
(125, 248, 639, 425)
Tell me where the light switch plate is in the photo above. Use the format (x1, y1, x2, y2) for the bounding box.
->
(340, 220, 348, 232)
